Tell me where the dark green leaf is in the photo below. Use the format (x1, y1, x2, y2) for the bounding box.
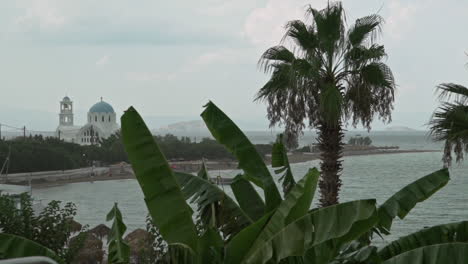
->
(377, 168, 450, 233)
(233, 171, 319, 263)
(121, 107, 198, 252)
(273, 199, 377, 262)
(285, 168, 319, 225)
(379, 221, 468, 261)
(106, 203, 130, 264)
(348, 14, 383, 46)
(197, 228, 224, 264)
(0, 233, 59, 262)
(175, 171, 252, 238)
(224, 212, 274, 264)
(282, 20, 317, 52)
(231, 174, 266, 221)
(382, 243, 468, 264)
(272, 134, 296, 195)
(201, 101, 282, 212)
(308, 2, 344, 54)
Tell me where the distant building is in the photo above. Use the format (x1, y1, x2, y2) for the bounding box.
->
(56, 96, 119, 145)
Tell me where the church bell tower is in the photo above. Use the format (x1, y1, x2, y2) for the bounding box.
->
(59, 96, 74, 126)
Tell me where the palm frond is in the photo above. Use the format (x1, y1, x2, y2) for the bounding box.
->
(282, 20, 318, 52)
(360, 62, 395, 88)
(255, 58, 316, 141)
(255, 58, 317, 101)
(345, 44, 386, 66)
(258, 46, 296, 73)
(344, 62, 395, 128)
(436, 83, 468, 104)
(307, 1, 345, 55)
(348, 14, 383, 47)
(429, 102, 468, 166)
(255, 63, 295, 101)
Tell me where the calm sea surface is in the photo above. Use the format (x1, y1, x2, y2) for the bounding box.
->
(32, 131, 468, 243)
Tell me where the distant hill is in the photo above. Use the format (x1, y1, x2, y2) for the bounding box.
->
(156, 120, 208, 133)
(385, 126, 418, 132)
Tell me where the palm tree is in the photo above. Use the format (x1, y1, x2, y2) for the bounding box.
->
(256, 2, 396, 207)
(429, 83, 468, 167)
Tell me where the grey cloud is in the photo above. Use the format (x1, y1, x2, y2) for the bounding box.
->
(8, 18, 242, 46)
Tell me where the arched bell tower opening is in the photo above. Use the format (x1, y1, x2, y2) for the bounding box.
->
(59, 96, 74, 126)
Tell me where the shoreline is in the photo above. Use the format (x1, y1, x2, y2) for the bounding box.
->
(6, 149, 440, 189)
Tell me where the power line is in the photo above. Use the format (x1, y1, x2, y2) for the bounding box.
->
(0, 123, 23, 130)
(0, 122, 58, 140)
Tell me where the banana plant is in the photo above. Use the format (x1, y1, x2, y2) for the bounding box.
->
(272, 134, 296, 195)
(122, 102, 464, 263)
(322, 168, 453, 264)
(106, 203, 130, 264)
(121, 102, 380, 263)
(175, 167, 252, 239)
(376, 168, 450, 234)
(379, 221, 468, 261)
(200, 101, 282, 212)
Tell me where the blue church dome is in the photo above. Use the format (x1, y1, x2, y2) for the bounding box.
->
(89, 100, 115, 113)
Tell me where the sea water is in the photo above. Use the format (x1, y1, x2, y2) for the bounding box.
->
(32, 131, 468, 243)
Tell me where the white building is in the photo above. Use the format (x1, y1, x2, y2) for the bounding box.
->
(56, 96, 119, 145)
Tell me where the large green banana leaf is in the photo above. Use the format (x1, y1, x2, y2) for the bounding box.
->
(201, 101, 282, 212)
(224, 211, 274, 264)
(231, 174, 265, 221)
(272, 134, 296, 196)
(285, 168, 319, 225)
(272, 199, 378, 263)
(163, 228, 224, 264)
(0, 233, 59, 262)
(106, 203, 130, 264)
(226, 169, 319, 264)
(303, 240, 339, 264)
(194, 163, 218, 227)
(175, 171, 252, 238)
(121, 107, 198, 252)
(382, 242, 468, 264)
(197, 228, 224, 263)
(377, 168, 449, 233)
(379, 221, 468, 261)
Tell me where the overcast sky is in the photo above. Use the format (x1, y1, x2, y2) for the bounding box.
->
(0, 0, 467, 131)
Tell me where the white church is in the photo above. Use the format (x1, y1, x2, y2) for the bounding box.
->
(56, 96, 119, 145)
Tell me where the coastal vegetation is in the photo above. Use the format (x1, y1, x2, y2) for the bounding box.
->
(256, 2, 396, 207)
(0, 133, 274, 174)
(0, 136, 89, 173)
(347, 136, 372, 146)
(0, 193, 86, 263)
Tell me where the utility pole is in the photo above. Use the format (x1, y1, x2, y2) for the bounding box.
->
(23, 126, 26, 139)
(58, 130, 61, 140)
(28, 173, 32, 195)
(1, 145, 11, 183)
(0, 123, 2, 141)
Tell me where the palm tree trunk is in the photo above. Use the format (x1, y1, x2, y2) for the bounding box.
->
(317, 121, 344, 207)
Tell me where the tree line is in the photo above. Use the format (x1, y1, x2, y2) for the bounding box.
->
(347, 136, 372, 146)
(0, 133, 273, 174)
